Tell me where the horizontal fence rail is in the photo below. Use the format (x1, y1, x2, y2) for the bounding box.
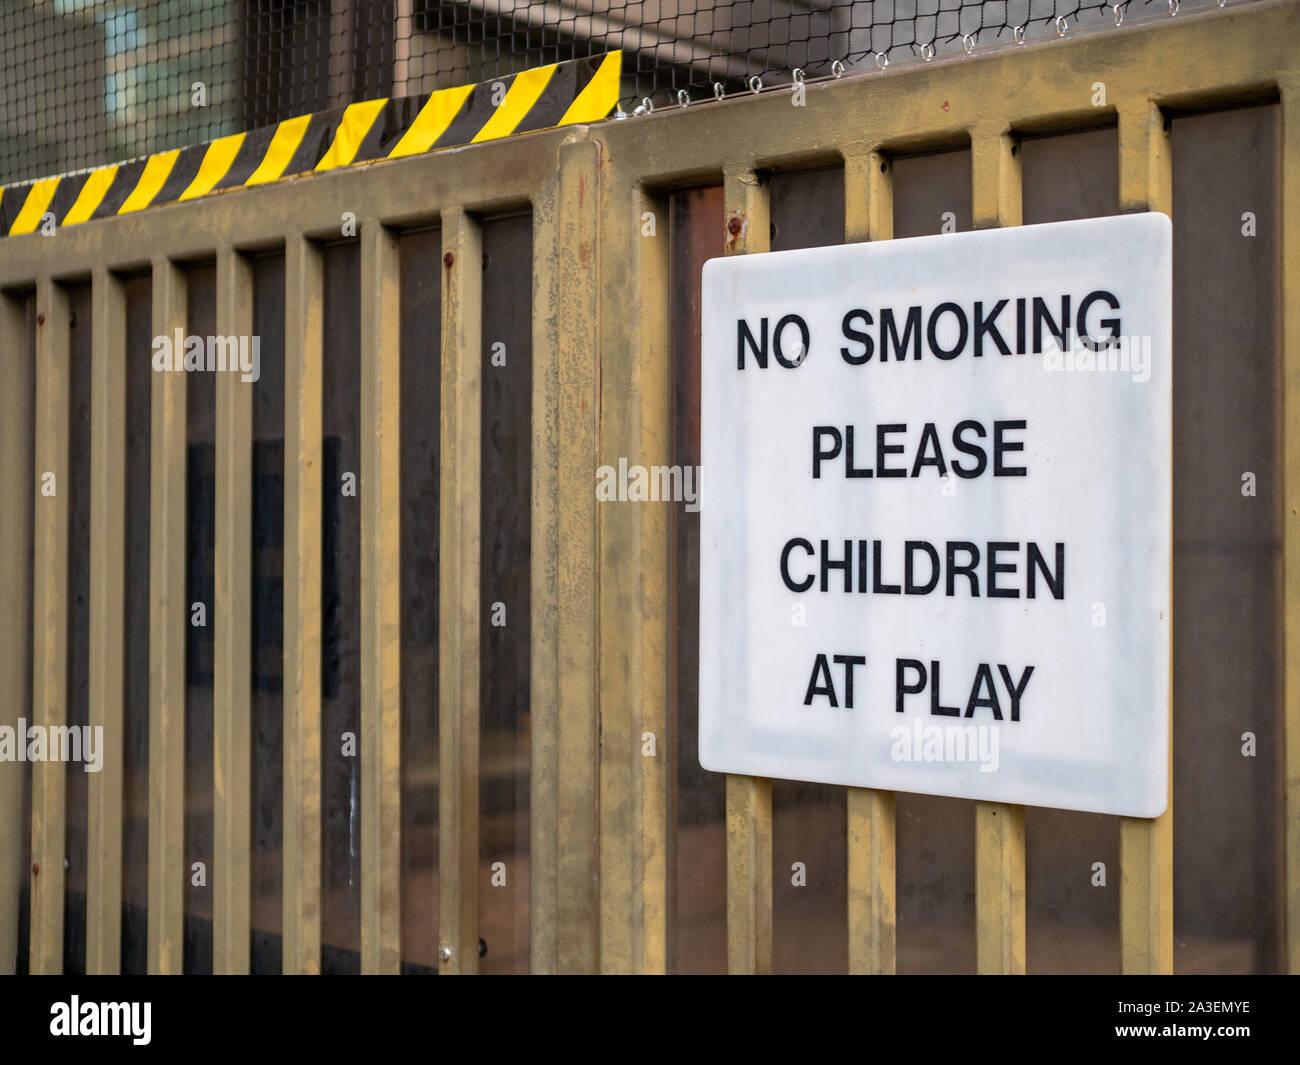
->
(0, 0, 1295, 975)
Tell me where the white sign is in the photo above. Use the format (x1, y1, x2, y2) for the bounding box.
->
(698, 213, 1171, 817)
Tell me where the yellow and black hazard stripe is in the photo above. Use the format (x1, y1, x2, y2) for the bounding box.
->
(0, 52, 621, 239)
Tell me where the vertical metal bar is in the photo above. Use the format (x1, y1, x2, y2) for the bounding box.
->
(360, 220, 403, 975)
(596, 188, 637, 973)
(974, 801, 1026, 974)
(282, 234, 323, 974)
(1117, 99, 1174, 976)
(553, 139, 601, 974)
(0, 292, 32, 975)
(635, 184, 671, 975)
(439, 208, 482, 975)
(725, 775, 772, 974)
(844, 148, 894, 246)
(843, 147, 898, 975)
(847, 789, 896, 973)
(1284, 78, 1300, 977)
(722, 162, 773, 976)
(970, 125, 1028, 976)
(528, 141, 605, 972)
(596, 178, 671, 973)
(86, 269, 127, 974)
(530, 181, 560, 975)
(29, 277, 69, 974)
(148, 257, 187, 974)
(213, 247, 254, 974)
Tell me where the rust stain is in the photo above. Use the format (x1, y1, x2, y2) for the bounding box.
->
(725, 210, 747, 251)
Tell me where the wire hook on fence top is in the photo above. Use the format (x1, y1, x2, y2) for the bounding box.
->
(614, 0, 1190, 118)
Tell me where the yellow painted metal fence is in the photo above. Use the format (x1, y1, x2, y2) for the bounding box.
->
(0, 1, 1297, 974)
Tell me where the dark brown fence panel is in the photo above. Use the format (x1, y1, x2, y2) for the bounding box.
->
(1171, 102, 1283, 975)
(668, 184, 726, 975)
(62, 282, 92, 975)
(184, 263, 217, 975)
(251, 250, 286, 974)
(480, 211, 533, 974)
(321, 239, 362, 974)
(4, 295, 36, 976)
(398, 225, 442, 974)
(121, 275, 152, 974)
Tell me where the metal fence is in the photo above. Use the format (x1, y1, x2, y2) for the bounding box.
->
(0, 0, 1295, 974)
(1, 0, 1239, 186)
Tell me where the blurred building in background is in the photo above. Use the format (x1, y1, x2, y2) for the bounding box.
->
(0, 0, 1227, 187)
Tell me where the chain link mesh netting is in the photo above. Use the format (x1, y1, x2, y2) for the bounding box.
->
(1, 0, 1234, 186)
